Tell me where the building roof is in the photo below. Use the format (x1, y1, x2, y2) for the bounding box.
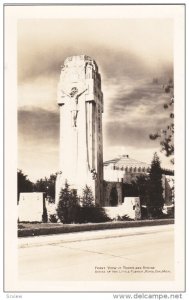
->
(104, 154, 174, 175)
(104, 155, 150, 169)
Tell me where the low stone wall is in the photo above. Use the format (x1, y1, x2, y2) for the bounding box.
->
(104, 198, 141, 220)
(18, 219, 174, 237)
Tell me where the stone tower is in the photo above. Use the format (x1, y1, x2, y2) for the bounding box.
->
(56, 55, 104, 205)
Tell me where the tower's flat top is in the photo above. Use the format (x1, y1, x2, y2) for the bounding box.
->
(64, 55, 93, 62)
(63, 55, 97, 66)
(61, 55, 99, 73)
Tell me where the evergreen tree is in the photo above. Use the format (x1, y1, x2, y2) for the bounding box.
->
(77, 185, 109, 223)
(81, 185, 95, 207)
(147, 153, 164, 218)
(56, 181, 79, 224)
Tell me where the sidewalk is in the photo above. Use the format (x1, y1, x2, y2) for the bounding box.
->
(18, 223, 174, 248)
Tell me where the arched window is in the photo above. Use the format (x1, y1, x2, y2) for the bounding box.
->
(110, 186, 118, 207)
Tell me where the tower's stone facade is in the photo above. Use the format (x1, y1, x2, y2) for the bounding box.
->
(56, 55, 104, 205)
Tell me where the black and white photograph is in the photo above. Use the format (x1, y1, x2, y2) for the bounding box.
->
(4, 3, 185, 294)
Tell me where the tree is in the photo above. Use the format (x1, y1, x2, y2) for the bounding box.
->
(147, 153, 164, 218)
(149, 79, 174, 164)
(76, 185, 109, 223)
(81, 185, 95, 207)
(34, 173, 57, 202)
(17, 169, 33, 203)
(34, 178, 48, 193)
(76, 185, 94, 223)
(42, 205, 48, 223)
(134, 174, 150, 206)
(56, 181, 79, 224)
(48, 174, 56, 200)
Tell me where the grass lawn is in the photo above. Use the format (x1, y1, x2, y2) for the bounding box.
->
(18, 219, 174, 238)
(18, 222, 80, 229)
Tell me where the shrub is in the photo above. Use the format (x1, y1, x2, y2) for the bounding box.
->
(49, 214, 58, 223)
(117, 215, 133, 221)
(76, 206, 110, 223)
(141, 206, 148, 220)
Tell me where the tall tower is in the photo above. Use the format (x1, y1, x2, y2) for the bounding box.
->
(56, 55, 104, 205)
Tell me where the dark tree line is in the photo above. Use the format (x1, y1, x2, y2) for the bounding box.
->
(35, 174, 56, 202)
(17, 170, 57, 203)
(17, 169, 33, 203)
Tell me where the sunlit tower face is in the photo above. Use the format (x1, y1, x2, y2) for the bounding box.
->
(56, 55, 104, 205)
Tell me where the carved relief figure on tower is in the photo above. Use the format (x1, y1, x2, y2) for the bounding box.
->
(90, 168, 97, 180)
(61, 87, 88, 127)
(70, 87, 78, 98)
(71, 87, 88, 127)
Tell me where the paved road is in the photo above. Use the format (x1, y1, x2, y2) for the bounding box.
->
(18, 224, 174, 283)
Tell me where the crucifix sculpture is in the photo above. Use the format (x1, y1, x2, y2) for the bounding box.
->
(61, 87, 87, 127)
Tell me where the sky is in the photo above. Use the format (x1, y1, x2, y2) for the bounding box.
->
(17, 18, 174, 182)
